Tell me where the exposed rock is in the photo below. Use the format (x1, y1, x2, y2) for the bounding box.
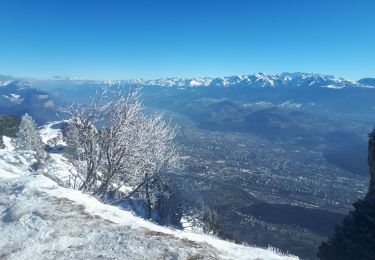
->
(367, 129, 375, 196)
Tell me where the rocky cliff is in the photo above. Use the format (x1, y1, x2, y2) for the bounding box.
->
(367, 129, 375, 196)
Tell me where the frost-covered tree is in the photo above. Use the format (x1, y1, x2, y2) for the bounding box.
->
(63, 88, 179, 210)
(96, 90, 144, 196)
(65, 117, 101, 190)
(124, 113, 179, 218)
(14, 113, 45, 160)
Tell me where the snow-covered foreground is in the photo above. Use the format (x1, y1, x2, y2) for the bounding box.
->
(0, 142, 298, 260)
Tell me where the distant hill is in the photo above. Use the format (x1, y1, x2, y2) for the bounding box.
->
(358, 78, 375, 87)
(0, 81, 60, 124)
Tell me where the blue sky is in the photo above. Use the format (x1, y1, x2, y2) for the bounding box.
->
(0, 0, 374, 80)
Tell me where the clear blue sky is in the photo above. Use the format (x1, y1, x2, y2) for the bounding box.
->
(0, 0, 374, 80)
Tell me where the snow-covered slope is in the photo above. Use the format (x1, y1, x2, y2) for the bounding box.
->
(0, 136, 298, 260)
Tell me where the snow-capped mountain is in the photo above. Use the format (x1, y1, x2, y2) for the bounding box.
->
(1, 72, 373, 90)
(121, 72, 371, 89)
(1, 72, 373, 125)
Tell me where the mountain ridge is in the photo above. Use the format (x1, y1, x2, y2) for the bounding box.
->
(1, 72, 374, 89)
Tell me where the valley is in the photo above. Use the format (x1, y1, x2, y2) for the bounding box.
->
(173, 120, 367, 258)
(1, 73, 374, 259)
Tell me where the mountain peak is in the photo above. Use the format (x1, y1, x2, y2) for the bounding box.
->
(121, 72, 367, 89)
(1, 72, 373, 89)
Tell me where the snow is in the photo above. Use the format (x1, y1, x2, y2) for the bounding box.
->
(118, 72, 374, 89)
(190, 79, 205, 86)
(0, 124, 299, 259)
(1, 73, 373, 90)
(0, 80, 12, 87)
(321, 84, 343, 89)
(37, 94, 49, 99)
(39, 121, 66, 145)
(278, 101, 302, 109)
(254, 73, 275, 86)
(188, 77, 212, 87)
(0, 173, 297, 259)
(0, 149, 36, 177)
(44, 153, 81, 187)
(242, 101, 273, 108)
(2, 93, 24, 104)
(2, 136, 14, 150)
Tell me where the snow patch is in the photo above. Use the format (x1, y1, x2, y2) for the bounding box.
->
(321, 84, 344, 89)
(2, 136, 14, 150)
(2, 93, 24, 104)
(39, 122, 66, 145)
(278, 101, 302, 109)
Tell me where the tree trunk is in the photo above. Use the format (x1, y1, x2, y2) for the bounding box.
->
(145, 182, 152, 219)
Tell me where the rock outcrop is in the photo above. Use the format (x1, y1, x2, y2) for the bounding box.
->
(367, 129, 375, 196)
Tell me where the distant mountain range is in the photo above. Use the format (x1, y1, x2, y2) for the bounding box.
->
(124, 72, 375, 89)
(0, 80, 59, 123)
(1, 72, 375, 125)
(1, 72, 375, 89)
